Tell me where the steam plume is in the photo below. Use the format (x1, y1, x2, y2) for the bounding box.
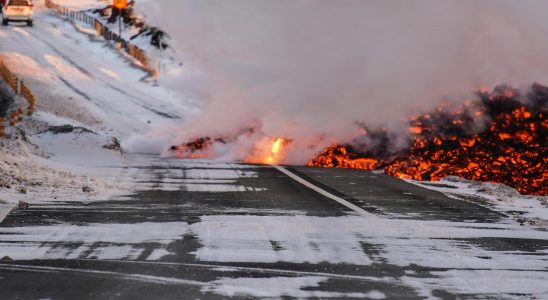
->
(127, 0, 548, 162)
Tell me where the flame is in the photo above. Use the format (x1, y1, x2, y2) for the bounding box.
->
(245, 137, 289, 165)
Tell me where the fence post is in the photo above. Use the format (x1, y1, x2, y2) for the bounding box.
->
(0, 59, 38, 136)
(0, 118, 5, 138)
(44, 0, 160, 77)
(95, 19, 101, 36)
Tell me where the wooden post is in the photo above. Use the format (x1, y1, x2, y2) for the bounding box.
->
(0, 118, 5, 138)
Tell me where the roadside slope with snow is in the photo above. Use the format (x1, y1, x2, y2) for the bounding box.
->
(1, 3, 196, 137)
(0, 3, 197, 210)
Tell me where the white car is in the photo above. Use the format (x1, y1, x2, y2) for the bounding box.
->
(1, 0, 33, 27)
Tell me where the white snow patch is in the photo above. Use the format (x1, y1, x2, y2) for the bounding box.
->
(402, 270, 548, 299)
(49, 0, 105, 10)
(146, 248, 172, 261)
(409, 177, 548, 227)
(98, 67, 121, 81)
(0, 52, 51, 80)
(202, 276, 385, 299)
(111, 162, 265, 193)
(190, 215, 548, 268)
(0, 129, 124, 205)
(31, 129, 121, 167)
(0, 222, 186, 260)
(191, 215, 374, 265)
(0, 203, 14, 223)
(183, 184, 265, 192)
(12, 27, 31, 37)
(184, 169, 258, 179)
(189, 214, 548, 298)
(44, 54, 89, 80)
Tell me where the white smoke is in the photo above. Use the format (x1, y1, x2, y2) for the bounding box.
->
(127, 0, 548, 162)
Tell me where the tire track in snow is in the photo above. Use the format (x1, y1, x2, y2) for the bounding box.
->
(22, 25, 180, 120)
(56, 76, 93, 101)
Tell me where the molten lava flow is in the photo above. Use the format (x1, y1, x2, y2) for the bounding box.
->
(169, 137, 226, 159)
(245, 137, 289, 165)
(308, 145, 377, 169)
(309, 84, 547, 196)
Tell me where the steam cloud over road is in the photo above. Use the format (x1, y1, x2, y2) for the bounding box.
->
(129, 0, 548, 163)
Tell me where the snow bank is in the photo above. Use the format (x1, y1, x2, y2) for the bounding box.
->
(410, 177, 548, 227)
(0, 122, 126, 209)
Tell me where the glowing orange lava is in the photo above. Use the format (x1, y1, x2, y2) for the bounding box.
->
(309, 84, 547, 196)
(245, 137, 289, 165)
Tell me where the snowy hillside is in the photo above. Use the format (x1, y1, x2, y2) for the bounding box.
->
(0, 1, 198, 210)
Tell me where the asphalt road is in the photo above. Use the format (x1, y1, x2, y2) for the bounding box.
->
(0, 156, 547, 299)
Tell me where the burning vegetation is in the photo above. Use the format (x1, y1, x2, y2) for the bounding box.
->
(309, 84, 547, 196)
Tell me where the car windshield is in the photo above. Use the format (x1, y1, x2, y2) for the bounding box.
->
(8, 0, 29, 6)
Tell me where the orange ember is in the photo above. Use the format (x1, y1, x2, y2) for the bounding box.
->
(309, 84, 547, 196)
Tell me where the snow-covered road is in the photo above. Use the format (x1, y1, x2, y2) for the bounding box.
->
(1, 157, 547, 299)
(0, 4, 195, 136)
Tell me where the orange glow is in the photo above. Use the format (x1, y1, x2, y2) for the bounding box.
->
(308, 84, 547, 196)
(408, 127, 423, 134)
(307, 145, 377, 170)
(245, 137, 289, 165)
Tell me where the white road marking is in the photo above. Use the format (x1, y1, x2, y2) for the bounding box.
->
(272, 166, 379, 218)
(99, 260, 395, 283)
(0, 264, 208, 286)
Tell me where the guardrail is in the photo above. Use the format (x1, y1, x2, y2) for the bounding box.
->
(0, 55, 37, 138)
(45, 0, 157, 77)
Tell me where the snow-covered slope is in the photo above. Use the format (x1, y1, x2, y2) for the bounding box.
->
(0, 2, 198, 209)
(0, 3, 196, 137)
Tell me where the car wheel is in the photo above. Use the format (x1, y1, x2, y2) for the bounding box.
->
(1, 19, 7, 26)
(27, 20, 33, 27)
